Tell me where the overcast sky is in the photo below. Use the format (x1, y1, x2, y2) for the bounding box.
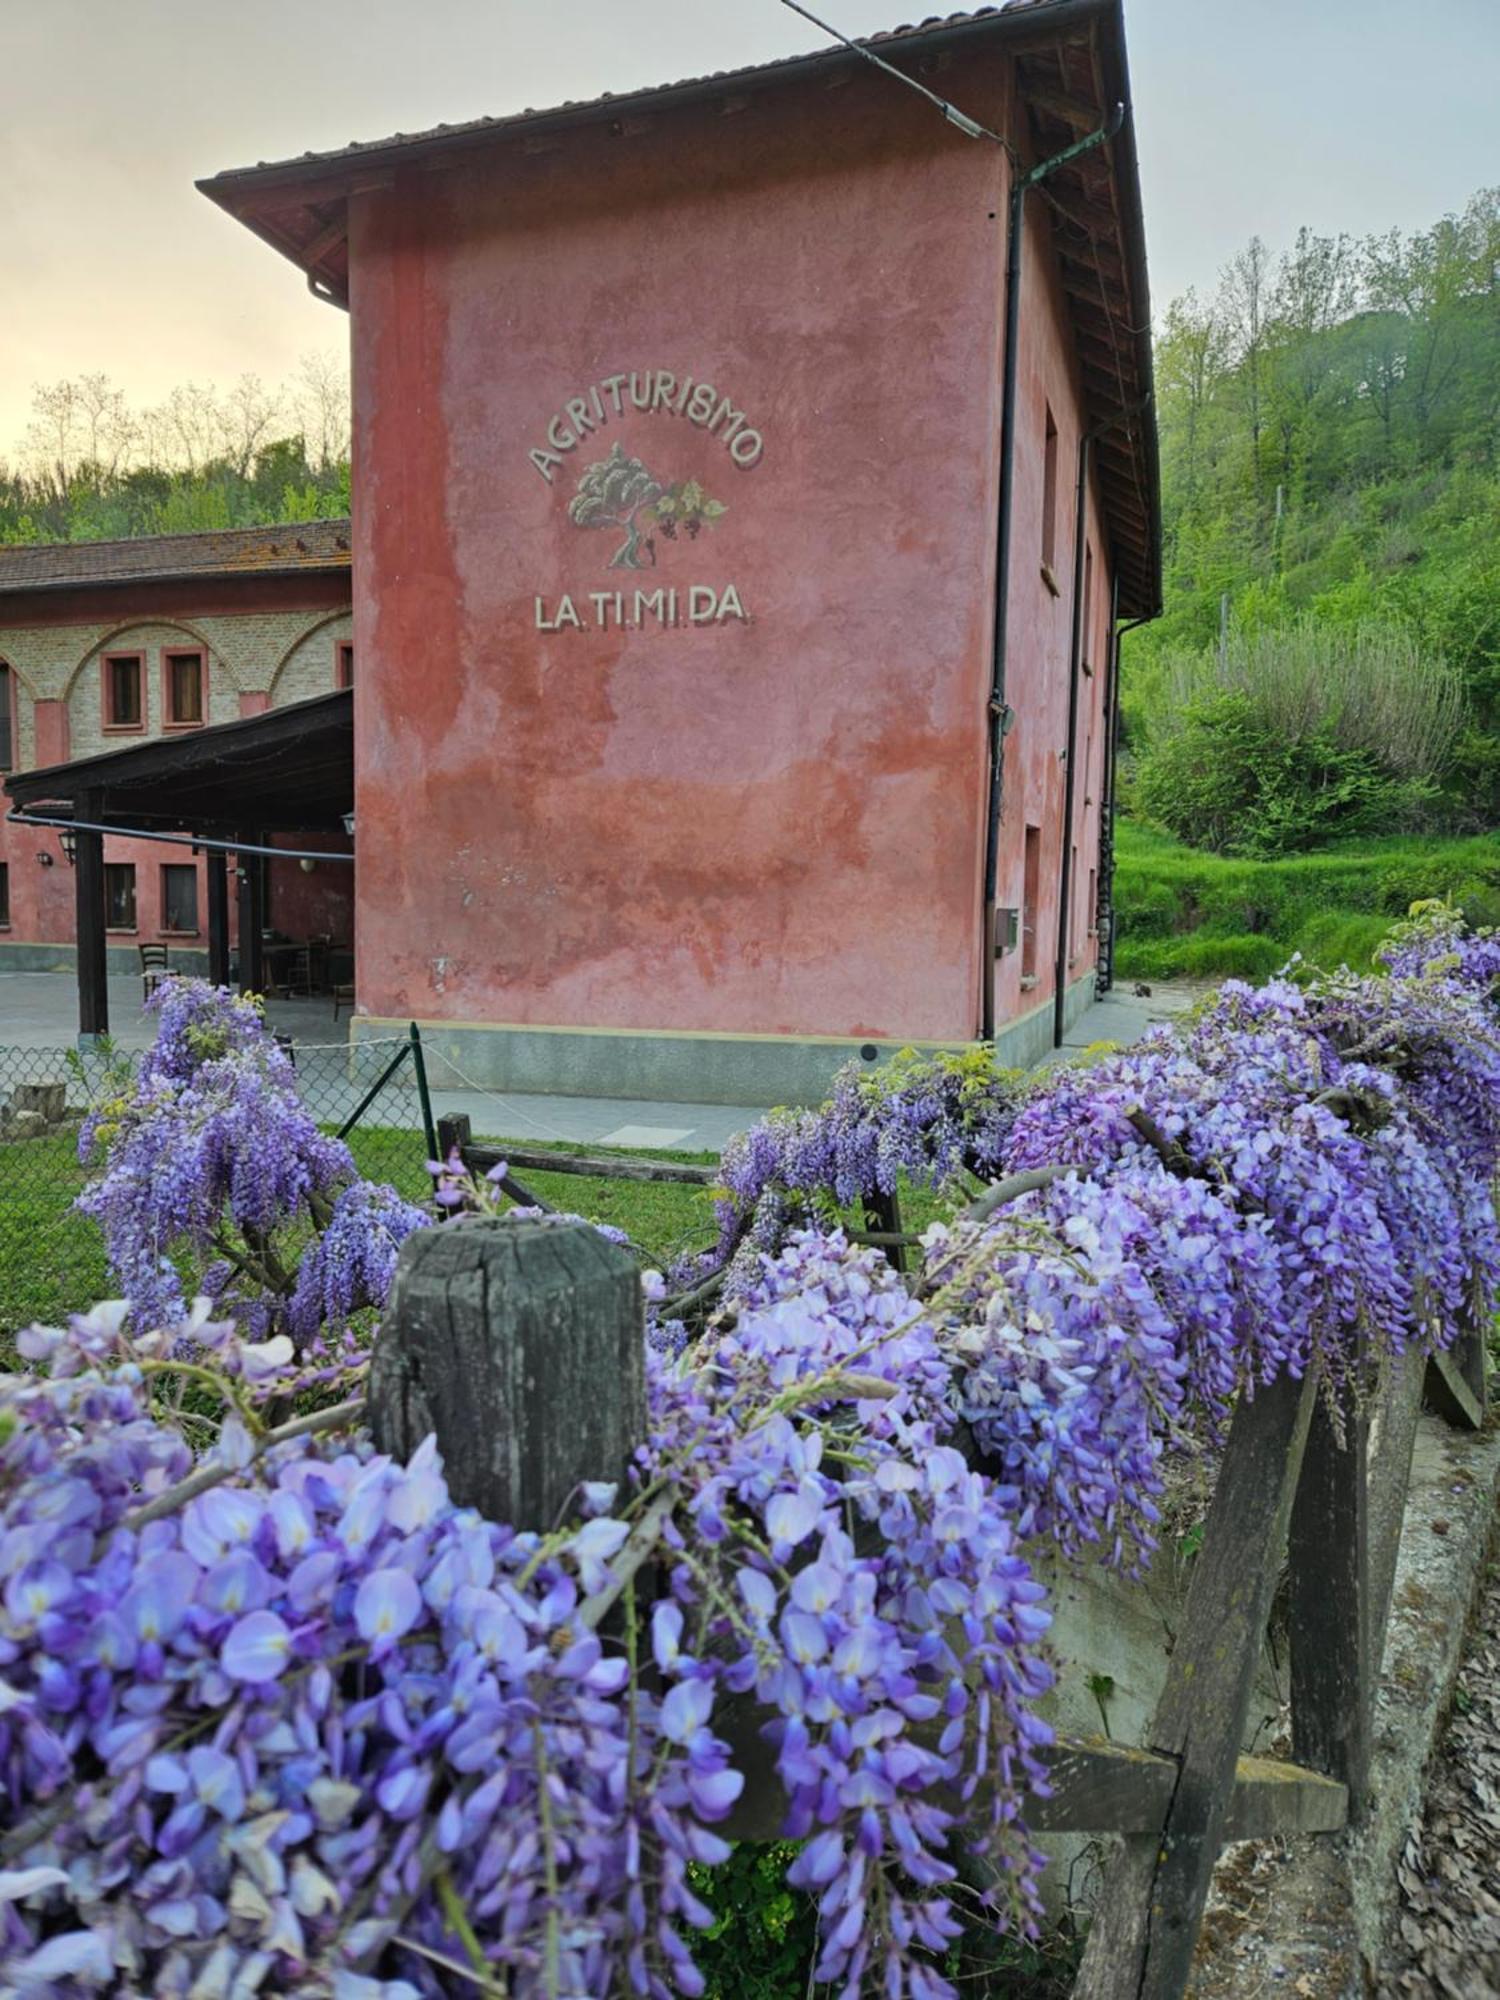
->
(2, 0, 1496, 459)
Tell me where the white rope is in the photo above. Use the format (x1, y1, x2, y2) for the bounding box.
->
(410, 1047, 588, 1145)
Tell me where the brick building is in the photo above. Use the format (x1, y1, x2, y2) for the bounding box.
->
(0, 523, 352, 969)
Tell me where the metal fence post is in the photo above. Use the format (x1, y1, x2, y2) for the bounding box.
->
(408, 1022, 439, 1165)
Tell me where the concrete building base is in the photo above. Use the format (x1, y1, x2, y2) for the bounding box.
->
(0, 938, 211, 978)
(354, 970, 1101, 1108)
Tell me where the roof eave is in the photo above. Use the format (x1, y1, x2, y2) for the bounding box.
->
(196, 0, 1112, 211)
(0, 559, 352, 601)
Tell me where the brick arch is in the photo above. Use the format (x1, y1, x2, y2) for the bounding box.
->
(265, 609, 352, 705)
(59, 616, 242, 703)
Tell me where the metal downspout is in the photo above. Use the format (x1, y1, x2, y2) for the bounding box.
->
(1053, 392, 1154, 1045)
(1052, 430, 1093, 1048)
(980, 100, 1125, 1042)
(1093, 571, 1122, 994)
(1098, 610, 1153, 995)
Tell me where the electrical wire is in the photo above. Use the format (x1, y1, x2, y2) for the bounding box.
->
(774, 0, 1018, 159)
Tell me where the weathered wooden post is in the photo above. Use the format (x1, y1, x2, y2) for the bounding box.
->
(1073, 1366, 1320, 2000)
(435, 1111, 470, 1162)
(369, 1216, 645, 1530)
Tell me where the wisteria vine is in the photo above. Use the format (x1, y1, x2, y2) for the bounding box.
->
(0, 906, 1495, 1996)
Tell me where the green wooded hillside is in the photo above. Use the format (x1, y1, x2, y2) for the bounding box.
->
(0, 359, 350, 545)
(1123, 189, 1500, 833)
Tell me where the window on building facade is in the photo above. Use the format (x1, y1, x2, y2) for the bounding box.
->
(164, 649, 206, 727)
(104, 653, 144, 731)
(336, 642, 354, 689)
(104, 864, 137, 931)
(1021, 824, 1042, 985)
(1041, 407, 1059, 581)
(0, 662, 13, 772)
(161, 864, 199, 933)
(1081, 544, 1094, 672)
(0, 862, 9, 928)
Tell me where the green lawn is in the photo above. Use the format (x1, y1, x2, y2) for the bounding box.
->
(0, 1130, 113, 1337)
(1113, 821, 1500, 983)
(0, 1124, 730, 1342)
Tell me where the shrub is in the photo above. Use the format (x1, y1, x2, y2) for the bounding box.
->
(1132, 617, 1465, 856)
(1134, 688, 1438, 856)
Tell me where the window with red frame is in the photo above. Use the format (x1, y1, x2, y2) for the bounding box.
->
(164, 649, 205, 727)
(104, 653, 144, 730)
(336, 642, 354, 689)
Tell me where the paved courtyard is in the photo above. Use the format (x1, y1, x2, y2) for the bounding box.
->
(0, 971, 1194, 1156)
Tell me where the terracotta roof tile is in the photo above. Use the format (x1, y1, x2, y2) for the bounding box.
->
(199, 4, 1063, 186)
(0, 520, 352, 596)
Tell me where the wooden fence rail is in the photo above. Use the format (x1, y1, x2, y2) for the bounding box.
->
(369, 1212, 1489, 2000)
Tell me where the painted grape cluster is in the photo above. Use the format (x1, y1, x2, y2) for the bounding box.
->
(0, 901, 1495, 1997)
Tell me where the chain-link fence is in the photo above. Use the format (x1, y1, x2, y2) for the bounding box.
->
(0, 1037, 436, 1339)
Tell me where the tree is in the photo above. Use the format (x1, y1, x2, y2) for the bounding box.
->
(292, 350, 351, 470)
(568, 442, 662, 569)
(220, 374, 282, 480)
(1218, 235, 1272, 499)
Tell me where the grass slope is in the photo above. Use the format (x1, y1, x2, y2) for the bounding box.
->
(1113, 821, 1500, 983)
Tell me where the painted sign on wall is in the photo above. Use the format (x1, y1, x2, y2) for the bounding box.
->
(531, 369, 762, 632)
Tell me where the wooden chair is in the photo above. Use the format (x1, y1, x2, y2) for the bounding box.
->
(139, 943, 169, 1003)
(282, 945, 313, 998)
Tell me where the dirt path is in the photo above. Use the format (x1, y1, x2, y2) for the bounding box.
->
(1377, 1535, 1500, 1999)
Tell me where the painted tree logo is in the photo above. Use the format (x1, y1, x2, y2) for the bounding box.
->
(568, 440, 726, 570)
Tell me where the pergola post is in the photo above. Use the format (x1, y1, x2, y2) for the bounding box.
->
(236, 832, 265, 995)
(73, 790, 109, 1042)
(205, 848, 231, 988)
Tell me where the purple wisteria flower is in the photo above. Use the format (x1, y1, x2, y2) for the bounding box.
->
(5, 920, 1500, 1997)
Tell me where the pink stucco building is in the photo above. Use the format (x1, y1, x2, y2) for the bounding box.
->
(13, 0, 1158, 1103)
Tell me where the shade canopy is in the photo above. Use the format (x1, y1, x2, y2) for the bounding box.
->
(5, 690, 352, 835)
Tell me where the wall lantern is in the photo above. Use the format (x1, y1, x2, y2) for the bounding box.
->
(58, 828, 77, 867)
(341, 813, 356, 837)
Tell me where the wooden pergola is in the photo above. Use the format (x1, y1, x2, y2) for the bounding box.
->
(4, 691, 352, 1038)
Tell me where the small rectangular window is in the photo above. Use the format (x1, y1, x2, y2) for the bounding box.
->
(1021, 825, 1042, 984)
(105, 863, 137, 931)
(104, 654, 143, 730)
(161, 864, 198, 933)
(0, 862, 10, 927)
(335, 642, 354, 689)
(1041, 407, 1059, 578)
(0, 663, 12, 772)
(164, 649, 205, 727)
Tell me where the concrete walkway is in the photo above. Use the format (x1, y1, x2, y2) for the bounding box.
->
(0, 971, 1194, 1156)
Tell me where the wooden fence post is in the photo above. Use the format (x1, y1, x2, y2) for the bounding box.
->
(1289, 1379, 1373, 1814)
(1289, 1346, 1426, 1820)
(1073, 1367, 1319, 2000)
(863, 1188, 908, 1274)
(435, 1111, 471, 1161)
(368, 1215, 645, 1531)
